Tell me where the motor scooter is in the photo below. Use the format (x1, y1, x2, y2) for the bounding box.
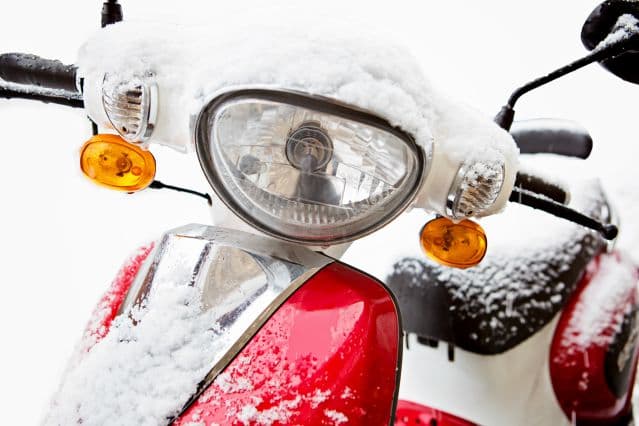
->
(0, 1, 635, 425)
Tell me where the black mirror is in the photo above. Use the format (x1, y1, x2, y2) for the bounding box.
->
(510, 119, 593, 159)
(582, 0, 639, 84)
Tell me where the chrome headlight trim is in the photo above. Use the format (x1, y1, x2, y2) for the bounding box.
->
(194, 88, 427, 245)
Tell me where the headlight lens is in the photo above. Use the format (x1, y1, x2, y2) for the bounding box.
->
(446, 157, 505, 219)
(195, 90, 426, 244)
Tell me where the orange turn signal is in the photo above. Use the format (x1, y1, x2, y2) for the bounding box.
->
(80, 134, 156, 192)
(420, 217, 487, 269)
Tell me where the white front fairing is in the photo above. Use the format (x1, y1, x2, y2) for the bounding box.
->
(76, 20, 518, 221)
(400, 322, 568, 426)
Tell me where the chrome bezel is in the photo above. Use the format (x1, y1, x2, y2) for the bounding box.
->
(193, 88, 428, 245)
(446, 161, 506, 219)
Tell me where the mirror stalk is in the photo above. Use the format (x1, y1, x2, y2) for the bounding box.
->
(495, 36, 634, 130)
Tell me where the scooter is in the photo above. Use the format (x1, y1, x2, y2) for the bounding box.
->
(0, 1, 635, 425)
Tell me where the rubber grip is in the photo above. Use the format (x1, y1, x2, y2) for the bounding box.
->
(0, 53, 78, 93)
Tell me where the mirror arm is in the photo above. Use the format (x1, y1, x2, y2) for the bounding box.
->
(495, 39, 630, 130)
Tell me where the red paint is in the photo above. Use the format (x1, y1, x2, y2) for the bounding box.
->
(175, 262, 400, 426)
(550, 252, 639, 424)
(394, 400, 476, 426)
(81, 243, 154, 351)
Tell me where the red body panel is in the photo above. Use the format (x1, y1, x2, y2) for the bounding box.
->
(82, 244, 154, 351)
(394, 400, 475, 426)
(550, 251, 639, 424)
(175, 262, 401, 426)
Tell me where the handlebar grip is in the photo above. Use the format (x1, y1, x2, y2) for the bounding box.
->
(0, 53, 78, 93)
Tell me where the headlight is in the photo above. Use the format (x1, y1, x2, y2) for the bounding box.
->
(102, 73, 157, 143)
(446, 157, 505, 219)
(194, 89, 426, 245)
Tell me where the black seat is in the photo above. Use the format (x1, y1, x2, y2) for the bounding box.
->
(387, 179, 610, 355)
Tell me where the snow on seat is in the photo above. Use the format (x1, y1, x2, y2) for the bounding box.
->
(387, 157, 611, 355)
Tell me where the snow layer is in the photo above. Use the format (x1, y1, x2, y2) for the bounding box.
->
(44, 273, 228, 425)
(597, 13, 639, 49)
(76, 20, 518, 217)
(560, 253, 638, 349)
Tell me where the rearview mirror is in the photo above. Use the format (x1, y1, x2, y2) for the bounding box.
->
(582, 0, 639, 84)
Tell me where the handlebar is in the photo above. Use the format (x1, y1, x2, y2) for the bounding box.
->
(0, 50, 620, 241)
(0, 53, 79, 93)
(0, 53, 83, 108)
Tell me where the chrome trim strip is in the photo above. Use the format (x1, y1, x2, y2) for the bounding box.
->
(445, 163, 468, 219)
(175, 266, 322, 419)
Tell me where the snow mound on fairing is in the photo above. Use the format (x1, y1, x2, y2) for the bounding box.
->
(44, 280, 226, 425)
(76, 19, 518, 216)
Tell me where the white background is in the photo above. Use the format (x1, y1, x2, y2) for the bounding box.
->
(1, 1, 638, 424)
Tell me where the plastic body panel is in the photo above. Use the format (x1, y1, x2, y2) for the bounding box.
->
(82, 244, 154, 350)
(550, 251, 639, 424)
(394, 400, 475, 425)
(397, 329, 568, 425)
(175, 262, 401, 425)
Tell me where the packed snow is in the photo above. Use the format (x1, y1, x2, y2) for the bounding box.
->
(559, 253, 638, 349)
(44, 268, 231, 425)
(596, 13, 639, 49)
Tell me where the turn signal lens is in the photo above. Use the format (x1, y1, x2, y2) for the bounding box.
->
(420, 217, 487, 269)
(80, 134, 156, 192)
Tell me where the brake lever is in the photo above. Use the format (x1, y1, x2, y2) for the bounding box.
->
(515, 172, 569, 204)
(509, 187, 618, 240)
(0, 86, 84, 108)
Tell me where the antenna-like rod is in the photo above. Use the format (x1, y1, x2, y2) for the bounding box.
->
(494, 38, 631, 130)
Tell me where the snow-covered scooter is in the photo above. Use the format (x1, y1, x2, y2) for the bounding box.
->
(0, 1, 635, 425)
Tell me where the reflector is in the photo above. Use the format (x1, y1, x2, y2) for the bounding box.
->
(420, 217, 487, 269)
(79, 134, 156, 192)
